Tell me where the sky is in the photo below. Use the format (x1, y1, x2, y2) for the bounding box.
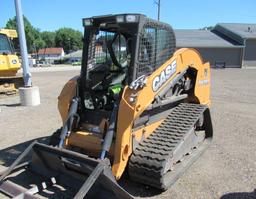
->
(0, 0, 255, 32)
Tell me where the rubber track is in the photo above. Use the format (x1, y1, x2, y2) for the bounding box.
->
(129, 103, 207, 189)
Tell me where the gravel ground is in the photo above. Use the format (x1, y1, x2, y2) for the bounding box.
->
(0, 68, 256, 199)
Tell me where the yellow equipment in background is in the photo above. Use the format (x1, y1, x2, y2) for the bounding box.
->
(0, 29, 23, 95)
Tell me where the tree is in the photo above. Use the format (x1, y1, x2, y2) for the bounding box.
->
(5, 16, 45, 53)
(5, 16, 83, 54)
(41, 31, 56, 48)
(55, 28, 83, 53)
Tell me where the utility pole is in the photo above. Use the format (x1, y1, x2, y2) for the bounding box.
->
(154, 0, 161, 21)
(14, 0, 31, 87)
(14, 0, 40, 106)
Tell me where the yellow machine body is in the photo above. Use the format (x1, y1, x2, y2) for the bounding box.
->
(58, 47, 211, 179)
(0, 29, 22, 94)
(0, 54, 20, 75)
(0, 29, 18, 38)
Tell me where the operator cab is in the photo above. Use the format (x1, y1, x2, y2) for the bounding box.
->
(79, 14, 176, 125)
(0, 33, 14, 55)
(80, 14, 141, 112)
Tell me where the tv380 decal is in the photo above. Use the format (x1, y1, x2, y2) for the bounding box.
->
(152, 60, 177, 92)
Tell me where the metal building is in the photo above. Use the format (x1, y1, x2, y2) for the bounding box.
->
(175, 29, 243, 68)
(175, 23, 256, 68)
(214, 23, 256, 67)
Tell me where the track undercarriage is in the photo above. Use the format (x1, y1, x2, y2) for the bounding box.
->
(129, 103, 213, 189)
(0, 76, 23, 96)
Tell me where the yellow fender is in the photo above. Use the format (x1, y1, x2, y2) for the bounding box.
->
(112, 48, 211, 179)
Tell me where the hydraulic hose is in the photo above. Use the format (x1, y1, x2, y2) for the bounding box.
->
(100, 103, 118, 159)
(58, 98, 79, 147)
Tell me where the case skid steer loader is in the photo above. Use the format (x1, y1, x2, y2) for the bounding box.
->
(0, 14, 213, 198)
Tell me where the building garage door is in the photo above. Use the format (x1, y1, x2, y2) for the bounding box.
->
(195, 48, 242, 68)
(243, 39, 256, 67)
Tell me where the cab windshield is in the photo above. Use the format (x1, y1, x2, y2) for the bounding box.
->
(85, 29, 130, 91)
(0, 34, 13, 54)
(91, 31, 128, 70)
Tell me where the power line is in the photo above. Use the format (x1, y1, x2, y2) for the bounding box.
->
(154, 0, 161, 21)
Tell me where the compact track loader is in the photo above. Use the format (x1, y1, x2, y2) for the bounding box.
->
(0, 14, 213, 198)
(0, 29, 23, 95)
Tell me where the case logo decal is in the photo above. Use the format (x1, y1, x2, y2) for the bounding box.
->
(152, 60, 177, 92)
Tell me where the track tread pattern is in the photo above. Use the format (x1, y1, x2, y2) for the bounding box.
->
(129, 103, 207, 189)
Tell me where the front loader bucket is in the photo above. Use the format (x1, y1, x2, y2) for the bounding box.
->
(0, 142, 133, 199)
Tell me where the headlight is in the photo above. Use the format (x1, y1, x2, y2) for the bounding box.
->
(126, 15, 138, 23)
(12, 59, 17, 64)
(116, 15, 125, 23)
(83, 19, 92, 26)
